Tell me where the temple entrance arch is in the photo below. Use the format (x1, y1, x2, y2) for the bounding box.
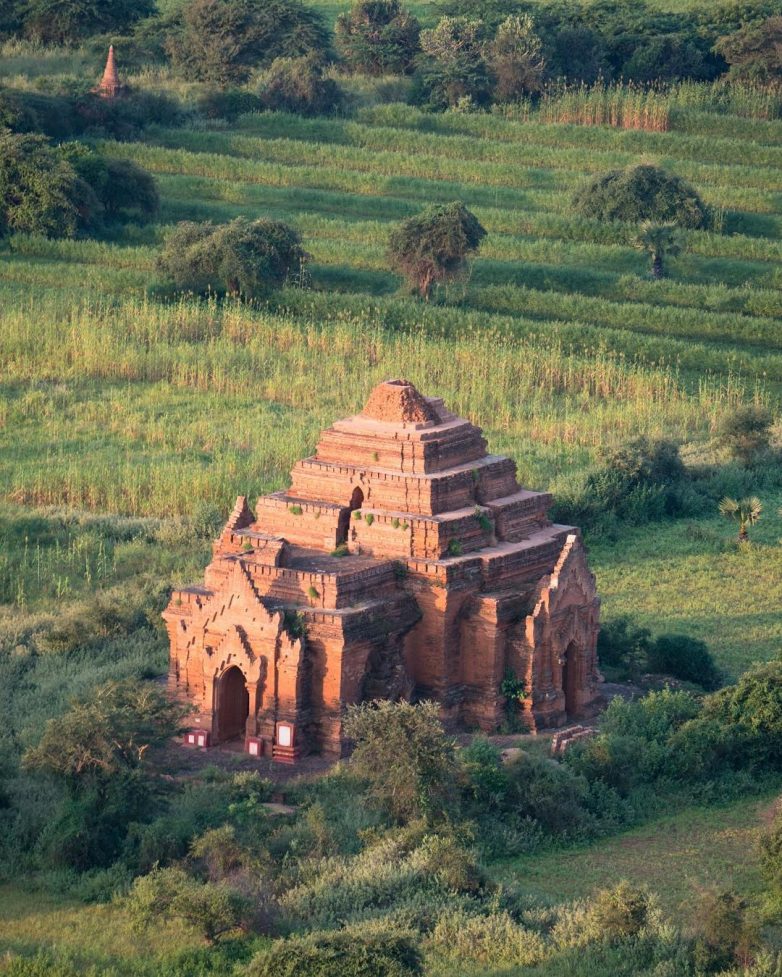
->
(562, 642, 579, 718)
(337, 486, 365, 545)
(216, 666, 249, 741)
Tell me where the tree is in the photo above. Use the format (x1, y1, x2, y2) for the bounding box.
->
(388, 201, 486, 301)
(573, 164, 711, 229)
(691, 890, 759, 972)
(718, 495, 762, 542)
(717, 405, 774, 465)
(167, 0, 330, 85)
(259, 55, 344, 116)
(760, 812, 782, 900)
(342, 700, 459, 824)
(335, 0, 421, 76)
(127, 866, 248, 944)
(633, 221, 684, 279)
(159, 218, 309, 299)
(648, 634, 721, 690)
(0, 130, 82, 239)
(61, 145, 159, 225)
(413, 17, 492, 110)
(486, 15, 546, 102)
(715, 16, 782, 84)
(21, 0, 154, 44)
(24, 680, 187, 785)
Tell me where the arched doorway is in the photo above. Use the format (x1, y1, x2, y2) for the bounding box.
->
(217, 666, 249, 741)
(562, 643, 579, 718)
(337, 486, 365, 545)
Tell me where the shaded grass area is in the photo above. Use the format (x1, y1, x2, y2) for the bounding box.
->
(493, 792, 778, 913)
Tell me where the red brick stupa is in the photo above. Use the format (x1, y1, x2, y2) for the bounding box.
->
(164, 380, 601, 760)
(96, 45, 124, 98)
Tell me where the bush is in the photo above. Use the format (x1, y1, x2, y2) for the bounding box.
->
(622, 35, 712, 83)
(196, 89, 264, 120)
(21, 0, 154, 44)
(430, 909, 547, 967)
(715, 15, 782, 84)
(0, 131, 81, 239)
(573, 164, 711, 229)
(691, 890, 758, 973)
(159, 218, 309, 299)
(62, 146, 159, 225)
(258, 55, 344, 116)
(597, 616, 652, 673)
(648, 634, 722, 690)
(167, 0, 330, 85)
(759, 813, 782, 900)
(336, 0, 421, 76)
(716, 405, 774, 465)
(246, 930, 423, 977)
(343, 701, 459, 825)
(388, 201, 486, 300)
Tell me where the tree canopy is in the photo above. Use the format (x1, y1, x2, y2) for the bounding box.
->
(335, 0, 421, 76)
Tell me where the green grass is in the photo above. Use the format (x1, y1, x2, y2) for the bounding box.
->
(493, 792, 777, 913)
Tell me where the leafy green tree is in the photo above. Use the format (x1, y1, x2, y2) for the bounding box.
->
(648, 634, 721, 690)
(127, 866, 248, 944)
(0, 130, 82, 239)
(259, 54, 344, 116)
(167, 0, 330, 85)
(413, 17, 492, 110)
(634, 221, 684, 279)
(596, 616, 652, 679)
(342, 700, 459, 824)
(388, 201, 486, 300)
(715, 15, 782, 84)
(21, 0, 154, 44)
(691, 890, 759, 972)
(159, 218, 309, 299)
(573, 164, 711, 229)
(61, 145, 159, 225)
(486, 14, 546, 101)
(335, 0, 421, 76)
(719, 495, 762, 541)
(716, 404, 774, 465)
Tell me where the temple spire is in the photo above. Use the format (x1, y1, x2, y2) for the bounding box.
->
(97, 45, 122, 99)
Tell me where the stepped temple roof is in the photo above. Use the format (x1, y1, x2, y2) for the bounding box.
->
(164, 380, 602, 761)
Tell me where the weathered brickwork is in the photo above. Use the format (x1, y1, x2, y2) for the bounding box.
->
(164, 380, 602, 759)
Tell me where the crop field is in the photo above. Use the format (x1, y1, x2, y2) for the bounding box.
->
(2, 49, 782, 682)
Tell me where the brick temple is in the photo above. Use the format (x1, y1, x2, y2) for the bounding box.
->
(164, 380, 601, 760)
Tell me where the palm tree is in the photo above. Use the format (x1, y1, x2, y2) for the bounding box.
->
(719, 495, 762, 541)
(634, 221, 684, 279)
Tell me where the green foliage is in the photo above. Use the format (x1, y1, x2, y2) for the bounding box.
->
(717, 405, 774, 465)
(589, 881, 651, 941)
(159, 218, 308, 299)
(20, 0, 154, 44)
(430, 908, 547, 967)
(413, 17, 491, 111)
(0, 130, 80, 239)
(61, 145, 160, 227)
(259, 55, 344, 117)
(574, 164, 711, 229)
(633, 221, 685, 280)
(388, 201, 486, 300)
(719, 495, 762, 541)
(759, 811, 782, 899)
(648, 634, 722, 690)
(335, 0, 421, 77)
(166, 0, 330, 85)
(597, 616, 652, 674)
(690, 889, 759, 973)
(486, 14, 546, 102)
(343, 700, 459, 825)
(126, 865, 247, 944)
(715, 16, 782, 84)
(246, 930, 423, 977)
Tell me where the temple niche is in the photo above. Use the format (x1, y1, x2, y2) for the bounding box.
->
(164, 380, 602, 761)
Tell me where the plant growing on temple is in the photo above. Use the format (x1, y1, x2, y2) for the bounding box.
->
(718, 496, 762, 542)
(573, 164, 711, 229)
(486, 14, 546, 102)
(159, 218, 309, 299)
(342, 700, 459, 824)
(388, 201, 486, 301)
(166, 0, 330, 85)
(633, 221, 684, 279)
(335, 0, 421, 76)
(716, 405, 773, 465)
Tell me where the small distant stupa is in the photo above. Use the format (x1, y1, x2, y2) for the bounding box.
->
(96, 45, 124, 99)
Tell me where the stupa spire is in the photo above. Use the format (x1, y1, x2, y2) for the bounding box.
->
(97, 45, 122, 99)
